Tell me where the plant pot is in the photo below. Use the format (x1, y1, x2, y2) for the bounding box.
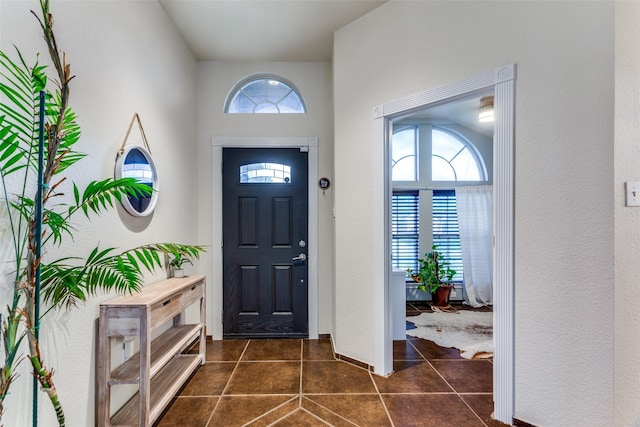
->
(173, 268, 185, 278)
(431, 285, 453, 307)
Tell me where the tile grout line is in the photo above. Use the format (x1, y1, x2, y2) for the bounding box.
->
(205, 339, 251, 427)
(369, 367, 396, 427)
(301, 396, 361, 427)
(266, 405, 333, 427)
(303, 340, 381, 426)
(458, 394, 490, 427)
(305, 406, 338, 426)
(408, 338, 491, 427)
(242, 340, 303, 426)
(215, 340, 303, 427)
(408, 338, 459, 394)
(243, 395, 299, 427)
(299, 339, 304, 408)
(165, 337, 496, 426)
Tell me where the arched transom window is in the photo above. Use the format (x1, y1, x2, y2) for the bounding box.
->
(225, 75, 306, 114)
(391, 126, 486, 182)
(431, 129, 483, 181)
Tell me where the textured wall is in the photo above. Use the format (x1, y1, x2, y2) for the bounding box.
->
(614, 1, 640, 425)
(0, 1, 198, 425)
(334, 2, 614, 425)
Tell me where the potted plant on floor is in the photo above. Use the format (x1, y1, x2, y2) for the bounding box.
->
(407, 245, 456, 307)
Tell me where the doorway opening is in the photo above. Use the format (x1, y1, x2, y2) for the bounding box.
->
(372, 65, 516, 424)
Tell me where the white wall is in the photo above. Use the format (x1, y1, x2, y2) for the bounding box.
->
(334, 2, 614, 425)
(614, 2, 640, 425)
(0, 1, 198, 425)
(196, 61, 335, 337)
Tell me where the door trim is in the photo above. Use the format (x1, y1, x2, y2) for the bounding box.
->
(211, 137, 319, 340)
(372, 64, 516, 424)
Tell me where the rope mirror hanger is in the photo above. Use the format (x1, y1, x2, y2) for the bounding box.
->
(115, 113, 159, 217)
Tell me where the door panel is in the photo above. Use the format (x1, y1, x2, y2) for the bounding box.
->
(239, 198, 259, 247)
(273, 198, 292, 246)
(223, 148, 308, 338)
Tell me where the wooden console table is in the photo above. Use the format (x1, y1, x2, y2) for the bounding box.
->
(96, 275, 206, 426)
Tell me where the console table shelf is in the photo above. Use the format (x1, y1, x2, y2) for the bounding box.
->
(110, 355, 201, 425)
(97, 275, 206, 427)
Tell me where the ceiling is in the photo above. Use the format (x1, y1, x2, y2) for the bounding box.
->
(158, 0, 387, 62)
(158, 0, 493, 135)
(395, 89, 496, 137)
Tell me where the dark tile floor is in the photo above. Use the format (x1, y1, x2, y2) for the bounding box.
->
(156, 303, 505, 426)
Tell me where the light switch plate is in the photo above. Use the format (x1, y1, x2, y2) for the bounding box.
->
(626, 182, 640, 206)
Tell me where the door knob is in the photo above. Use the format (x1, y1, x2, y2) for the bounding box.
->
(292, 253, 307, 262)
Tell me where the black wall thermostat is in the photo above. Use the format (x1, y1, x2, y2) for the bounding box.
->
(318, 177, 331, 190)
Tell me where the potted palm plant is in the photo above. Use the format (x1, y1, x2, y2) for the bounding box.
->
(407, 245, 456, 307)
(169, 252, 193, 278)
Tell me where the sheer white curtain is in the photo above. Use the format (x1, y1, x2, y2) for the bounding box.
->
(455, 185, 493, 307)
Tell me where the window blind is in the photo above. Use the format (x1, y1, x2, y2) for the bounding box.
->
(392, 191, 419, 273)
(432, 190, 463, 281)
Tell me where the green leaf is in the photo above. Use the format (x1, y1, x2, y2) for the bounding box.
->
(2, 151, 25, 171)
(32, 64, 47, 92)
(0, 50, 32, 89)
(150, 250, 161, 266)
(73, 183, 80, 205)
(0, 82, 32, 116)
(0, 131, 19, 160)
(135, 250, 151, 271)
(126, 253, 139, 270)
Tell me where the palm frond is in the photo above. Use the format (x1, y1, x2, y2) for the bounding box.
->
(0, 121, 26, 174)
(0, 51, 39, 117)
(40, 244, 205, 308)
(43, 93, 83, 175)
(40, 260, 89, 309)
(43, 209, 75, 245)
(40, 249, 144, 308)
(0, 50, 32, 92)
(10, 177, 157, 250)
(8, 195, 34, 222)
(73, 177, 153, 218)
(0, 50, 42, 167)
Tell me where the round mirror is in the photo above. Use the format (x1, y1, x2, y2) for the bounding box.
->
(114, 146, 158, 217)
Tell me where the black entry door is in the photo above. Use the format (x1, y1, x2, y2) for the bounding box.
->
(222, 148, 308, 338)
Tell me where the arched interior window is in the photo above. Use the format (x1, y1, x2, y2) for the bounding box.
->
(391, 126, 417, 181)
(431, 129, 483, 181)
(391, 126, 486, 182)
(225, 75, 306, 114)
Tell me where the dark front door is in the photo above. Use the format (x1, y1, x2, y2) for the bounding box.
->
(222, 148, 308, 338)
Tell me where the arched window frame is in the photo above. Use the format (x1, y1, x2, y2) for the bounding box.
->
(431, 125, 488, 183)
(224, 74, 307, 114)
(390, 124, 419, 182)
(391, 124, 488, 188)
